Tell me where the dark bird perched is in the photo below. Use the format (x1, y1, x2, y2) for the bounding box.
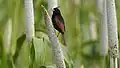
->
(52, 7, 66, 46)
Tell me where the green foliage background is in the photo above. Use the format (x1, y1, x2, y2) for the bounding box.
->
(0, 0, 120, 68)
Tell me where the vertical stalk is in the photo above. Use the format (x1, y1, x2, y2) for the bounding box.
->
(3, 19, 12, 54)
(24, 0, 35, 41)
(110, 56, 114, 68)
(47, 1, 66, 67)
(24, 0, 35, 67)
(106, 0, 119, 68)
(115, 58, 118, 68)
(100, 0, 108, 56)
(96, 0, 103, 14)
(48, 0, 57, 17)
(42, 5, 66, 68)
(89, 12, 97, 40)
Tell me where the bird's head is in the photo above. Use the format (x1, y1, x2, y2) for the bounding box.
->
(53, 7, 61, 14)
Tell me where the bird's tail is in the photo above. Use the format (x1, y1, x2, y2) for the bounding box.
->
(62, 34, 67, 46)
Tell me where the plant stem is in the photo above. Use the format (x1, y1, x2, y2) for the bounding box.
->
(24, 0, 35, 41)
(41, 5, 66, 68)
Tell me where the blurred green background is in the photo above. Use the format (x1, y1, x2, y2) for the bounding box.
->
(0, 0, 120, 68)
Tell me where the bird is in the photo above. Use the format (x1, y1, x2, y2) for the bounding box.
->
(52, 7, 66, 46)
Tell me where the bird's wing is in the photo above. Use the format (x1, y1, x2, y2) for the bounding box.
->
(55, 16, 65, 33)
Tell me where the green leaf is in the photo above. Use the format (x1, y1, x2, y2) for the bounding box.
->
(29, 39, 35, 68)
(15, 40, 30, 68)
(31, 32, 52, 68)
(13, 34, 26, 63)
(0, 32, 8, 68)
